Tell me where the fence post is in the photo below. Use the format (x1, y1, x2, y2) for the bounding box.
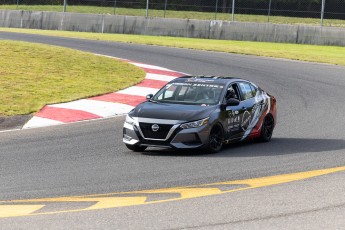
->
(146, 0, 149, 17)
(63, 0, 67, 12)
(268, 0, 272, 23)
(321, 0, 325, 26)
(231, 0, 235, 21)
(113, 0, 117, 15)
(164, 0, 168, 18)
(215, 0, 219, 20)
(16, 0, 19, 10)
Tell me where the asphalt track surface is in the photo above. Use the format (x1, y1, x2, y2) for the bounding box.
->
(1, 32, 345, 229)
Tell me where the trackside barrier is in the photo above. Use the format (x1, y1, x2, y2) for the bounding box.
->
(1, 10, 345, 46)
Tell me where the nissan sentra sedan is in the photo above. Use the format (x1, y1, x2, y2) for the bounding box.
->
(123, 76, 276, 153)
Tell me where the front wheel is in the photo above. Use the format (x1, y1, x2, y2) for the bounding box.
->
(206, 125, 224, 153)
(125, 144, 147, 152)
(259, 115, 274, 142)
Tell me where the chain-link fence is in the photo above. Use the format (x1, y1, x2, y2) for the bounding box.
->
(1, 0, 345, 27)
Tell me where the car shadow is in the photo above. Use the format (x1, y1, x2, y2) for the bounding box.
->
(141, 138, 345, 157)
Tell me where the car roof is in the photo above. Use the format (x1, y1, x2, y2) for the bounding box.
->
(172, 75, 245, 84)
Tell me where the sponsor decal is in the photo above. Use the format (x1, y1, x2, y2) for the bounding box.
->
(186, 79, 215, 83)
(227, 110, 241, 132)
(228, 110, 239, 117)
(241, 111, 252, 131)
(171, 82, 224, 88)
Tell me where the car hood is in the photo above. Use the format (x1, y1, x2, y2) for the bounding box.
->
(132, 102, 217, 122)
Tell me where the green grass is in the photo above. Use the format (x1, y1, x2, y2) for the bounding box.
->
(1, 4, 344, 27)
(1, 28, 345, 67)
(0, 40, 145, 116)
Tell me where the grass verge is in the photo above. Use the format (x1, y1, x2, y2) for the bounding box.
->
(1, 5, 344, 27)
(1, 28, 345, 67)
(0, 40, 145, 116)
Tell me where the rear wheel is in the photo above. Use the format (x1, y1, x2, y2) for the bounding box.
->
(206, 125, 224, 153)
(125, 144, 147, 152)
(259, 115, 274, 142)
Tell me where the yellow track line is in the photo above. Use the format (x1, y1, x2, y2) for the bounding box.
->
(1, 166, 345, 218)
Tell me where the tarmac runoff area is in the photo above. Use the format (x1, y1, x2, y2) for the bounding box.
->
(21, 55, 185, 129)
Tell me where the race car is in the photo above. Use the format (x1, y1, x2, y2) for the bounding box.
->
(123, 76, 276, 153)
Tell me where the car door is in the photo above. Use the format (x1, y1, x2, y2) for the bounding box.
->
(223, 83, 245, 140)
(237, 82, 258, 137)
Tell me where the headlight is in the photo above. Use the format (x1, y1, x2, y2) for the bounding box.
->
(180, 117, 209, 129)
(125, 114, 136, 126)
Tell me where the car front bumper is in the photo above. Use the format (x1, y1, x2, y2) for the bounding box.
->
(123, 122, 211, 149)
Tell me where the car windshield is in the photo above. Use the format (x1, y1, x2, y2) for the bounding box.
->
(152, 82, 225, 105)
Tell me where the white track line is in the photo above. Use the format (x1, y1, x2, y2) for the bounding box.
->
(23, 117, 64, 129)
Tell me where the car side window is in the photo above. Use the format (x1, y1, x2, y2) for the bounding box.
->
(239, 82, 255, 100)
(225, 84, 240, 101)
(249, 83, 257, 96)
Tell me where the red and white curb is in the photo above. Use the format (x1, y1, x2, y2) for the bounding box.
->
(23, 55, 185, 129)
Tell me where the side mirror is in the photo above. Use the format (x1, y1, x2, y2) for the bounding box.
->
(146, 94, 153, 100)
(226, 98, 240, 106)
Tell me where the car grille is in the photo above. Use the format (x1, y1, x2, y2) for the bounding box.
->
(139, 123, 174, 139)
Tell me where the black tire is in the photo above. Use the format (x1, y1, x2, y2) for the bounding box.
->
(206, 124, 224, 153)
(125, 144, 147, 152)
(259, 115, 274, 142)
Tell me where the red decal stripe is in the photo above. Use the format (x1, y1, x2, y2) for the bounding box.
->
(90, 93, 146, 107)
(36, 106, 101, 123)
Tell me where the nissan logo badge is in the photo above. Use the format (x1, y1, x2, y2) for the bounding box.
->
(151, 124, 159, 132)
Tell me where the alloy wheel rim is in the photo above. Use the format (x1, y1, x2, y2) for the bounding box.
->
(210, 126, 223, 150)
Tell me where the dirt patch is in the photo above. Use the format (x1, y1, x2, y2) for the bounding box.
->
(0, 114, 32, 131)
